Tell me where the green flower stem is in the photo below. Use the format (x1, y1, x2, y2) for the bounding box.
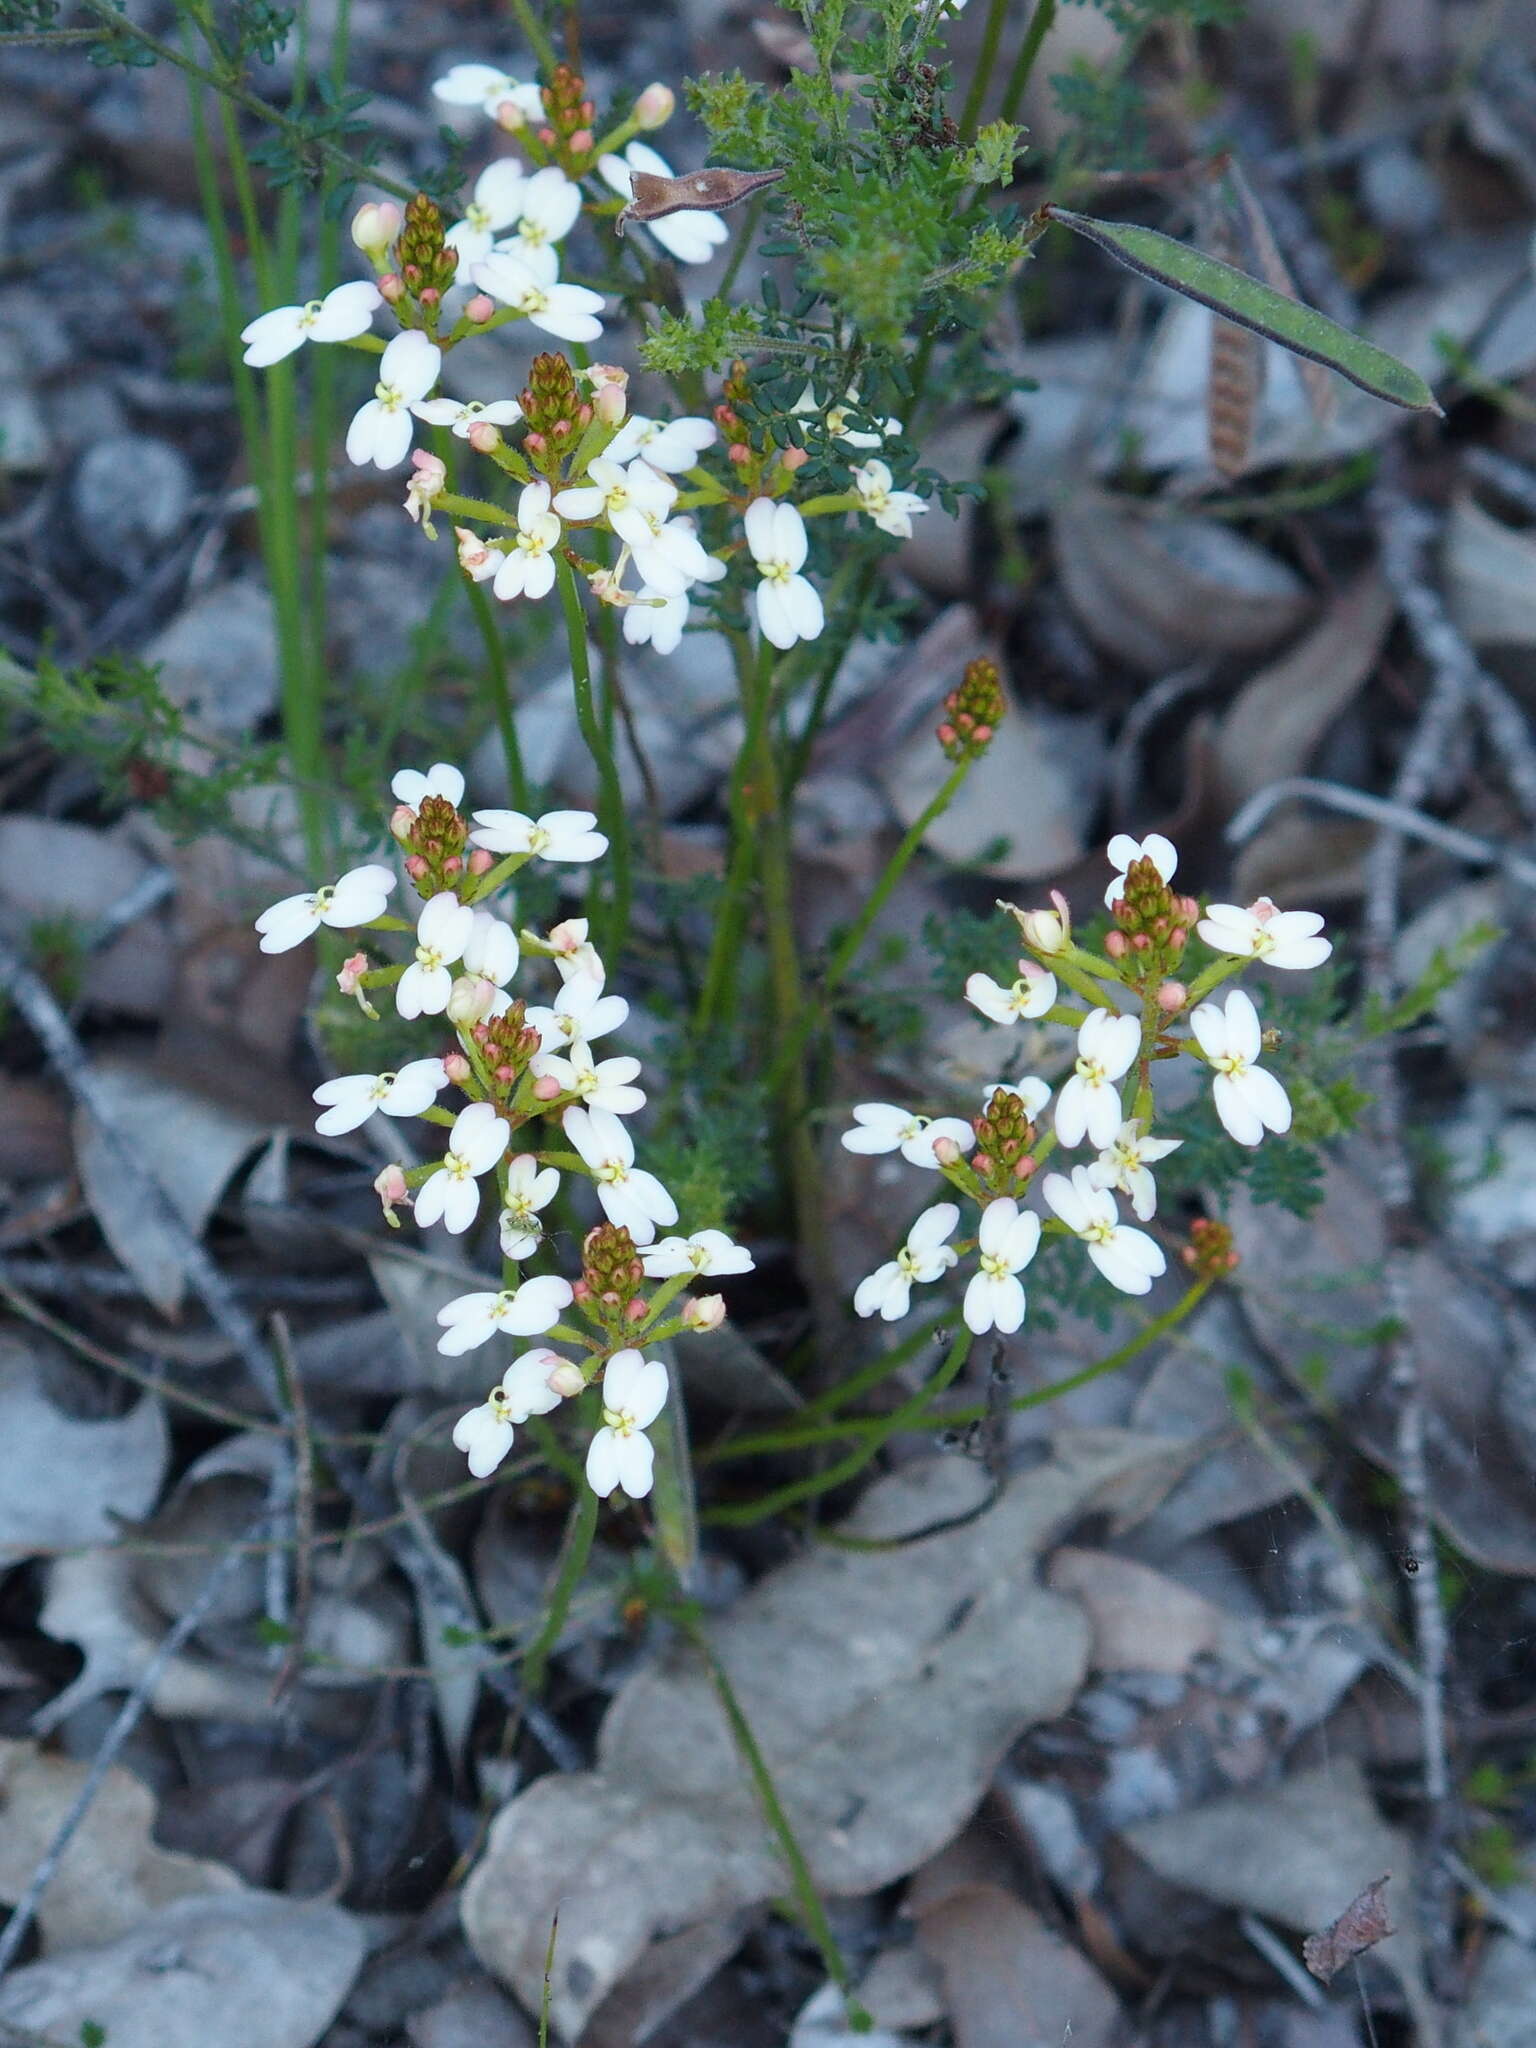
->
(786, 555, 878, 791)
(1182, 952, 1247, 1006)
(506, 0, 559, 74)
(671, 1598, 871, 2032)
(521, 1480, 599, 1698)
(703, 1327, 975, 1527)
(695, 630, 774, 1032)
(958, 0, 1012, 142)
(437, 491, 520, 528)
(798, 1311, 950, 1418)
(435, 431, 530, 809)
(766, 755, 972, 1099)
(555, 556, 631, 961)
(1049, 952, 1128, 1011)
(998, 0, 1058, 128)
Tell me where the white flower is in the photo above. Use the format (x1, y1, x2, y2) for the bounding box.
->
(554, 456, 675, 545)
(455, 526, 500, 582)
(980, 1075, 1051, 1119)
(345, 330, 441, 470)
(1197, 898, 1332, 972)
(1043, 1165, 1167, 1295)
(534, 1041, 646, 1115)
(452, 1348, 568, 1478)
(623, 587, 690, 654)
(443, 159, 529, 265)
(855, 1202, 959, 1321)
(436, 1272, 576, 1355)
(851, 460, 926, 539)
(565, 1104, 677, 1245)
(641, 1229, 755, 1279)
(414, 1100, 509, 1234)
(432, 63, 544, 123)
(397, 890, 476, 1019)
(462, 908, 520, 986)
(1104, 831, 1177, 909)
(603, 413, 717, 472)
(1085, 1120, 1182, 1222)
(597, 143, 730, 264)
(498, 1154, 560, 1260)
(744, 498, 823, 649)
(491, 480, 563, 602)
(964, 967, 1058, 1025)
(471, 806, 608, 864)
(472, 252, 605, 341)
(239, 280, 382, 367)
(525, 973, 627, 1050)
(411, 395, 523, 439)
(634, 516, 725, 600)
(792, 382, 900, 450)
(391, 761, 464, 809)
(312, 1057, 449, 1136)
(1189, 987, 1292, 1148)
(962, 1198, 1040, 1334)
(585, 1349, 669, 1499)
(840, 1102, 974, 1168)
(1054, 1009, 1140, 1151)
(492, 165, 583, 280)
(547, 918, 605, 982)
(255, 863, 394, 954)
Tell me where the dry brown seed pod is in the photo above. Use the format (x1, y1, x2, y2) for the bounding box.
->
(617, 165, 785, 235)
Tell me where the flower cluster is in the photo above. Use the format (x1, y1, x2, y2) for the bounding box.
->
(841, 833, 1331, 1335)
(235, 58, 929, 658)
(256, 762, 753, 1502)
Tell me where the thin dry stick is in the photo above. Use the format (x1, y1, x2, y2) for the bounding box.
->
(1226, 775, 1536, 887)
(270, 1313, 316, 1703)
(0, 1505, 271, 1985)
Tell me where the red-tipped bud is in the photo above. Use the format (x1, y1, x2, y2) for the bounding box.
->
(468, 421, 502, 453)
(1157, 980, 1187, 1013)
(468, 848, 495, 875)
(404, 854, 429, 881)
(378, 272, 405, 303)
(1105, 929, 1128, 959)
(780, 445, 809, 472)
(443, 1051, 472, 1083)
(931, 1134, 962, 1167)
(626, 1296, 648, 1322)
(533, 1074, 562, 1100)
(466, 293, 496, 324)
(569, 127, 594, 154)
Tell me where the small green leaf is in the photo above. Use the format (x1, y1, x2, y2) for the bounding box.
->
(1046, 206, 1440, 414)
(81, 2024, 107, 2048)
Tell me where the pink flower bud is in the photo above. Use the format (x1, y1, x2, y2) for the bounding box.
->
(1247, 895, 1278, 924)
(465, 293, 496, 324)
(447, 975, 497, 1026)
(418, 286, 441, 311)
(389, 803, 417, 842)
(595, 381, 627, 427)
(585, 361, 629, 392)
(373, 1163, 410, 1227)
(635, 82, 676, 130)
(378, 273, 405, 303)
(496, 96, 530, 131)
(468, 421, 502, 453)
(547, 1360, 586, 1399)
(443, 1051, 472, 1083)
(571, 1278, 593, 1302)
(1104, 930, 1128, 959)
(931, 1134, 962, 1167)
(350, 200, 403, 258)
(626, 1296, 648, 1322)
(533, 1074, 562, 1100)
(336, 950, 369, 995)
(1018, 903, 1069, 953)
(728, 442, 751, 464)
(468, 848, 495, 875)
(569, 128, 594, 154)
(683, 1293, 726, 1332)
(1157, 980, 1187, 1013)
(404, 854, 429, 881)
(779, 445, 809, 473)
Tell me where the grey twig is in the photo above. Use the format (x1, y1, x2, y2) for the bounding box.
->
(84, 866, 176, 955)
(1226, 775, 1536, 888)
(1464, 445, 1536, 523)
(0, 1506, 271, 1984)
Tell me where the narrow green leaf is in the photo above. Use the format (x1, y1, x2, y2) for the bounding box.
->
(1046, 206, 1441, 415)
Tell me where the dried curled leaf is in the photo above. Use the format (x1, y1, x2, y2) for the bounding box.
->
(618, 166, 785, 235)
(1044, 206, 1440, 414)
(1303, 1875, 1395, 1983)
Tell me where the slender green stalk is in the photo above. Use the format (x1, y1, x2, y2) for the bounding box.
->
(556, 556, 631, 959)
(468, 580, 530, 808)
(506, 0, 559, 73)
(674, 1601, 871, 2032)
(998, 0, 1058, 127)
(522, 1482, 600, 1697)
(957, 0, 1012, 142)
(768, 755, 970, 1096)
(694, 630, 774, 1030)
(786, 557, 877, 790)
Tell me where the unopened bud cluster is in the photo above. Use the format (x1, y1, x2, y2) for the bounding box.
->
(937, 657, 1005, 763)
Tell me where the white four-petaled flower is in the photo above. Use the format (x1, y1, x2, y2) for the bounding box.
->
(564, 1105, 678, 1245)
(255, 863, 394, 954)
(855, 1202, 959, 1321)
(432, 63, 544, 123)
(462, 908, 520, 987)
(472, 807, 609, 864)
(641, 1229, 755, 1279)
(414, 1100, 509, 1234)
(962, 1198, 1041, 1334)
(851, 460, 926, 539)
(1054, 1008, 1140, 1151)
(744, 499, 824, 650)
(980, 1074, 1052, 1120)
(498, 1154, 561, 1260)
(840, 1102, 974, 1168)
(534, 1041, 646, 1116)
(391, 761, 464, 809)
(452, 1348, 568, 1478)
(604, 413, 717, 472)
(472, 252, 605, 341)
(240, 280, 382, 367)
(312, 1057, 449, 1136)
(1189, 987, 1292, 1148)
(1042, 1166, 1167, 1295)
(398, 891, 476, 1019)
(1104, 831, 1177, 908)
(585, 1349, 669, 1499)
(1197, 898, 1332, 972)
(436, 1272, 576, 1354)
(345, 330, 442, 470)
(491, 165, 583, 281)
(1085, 1119, 1182, 1221)
(964, 966, 1059, 1025)
(443, 159, 530, 265)
(491, 480, 563, 602)
(411, 394, 524, 439)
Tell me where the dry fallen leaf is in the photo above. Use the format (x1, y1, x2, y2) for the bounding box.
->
(1443, 491, 1536, 650)
(1303, 1874, 1395, 1983)
(618, 166, 783, 234)
(915, 1882, 1120, 2048)
(462, 1433, 1186, 2037)
(1045, 1546, 1222, 1677)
